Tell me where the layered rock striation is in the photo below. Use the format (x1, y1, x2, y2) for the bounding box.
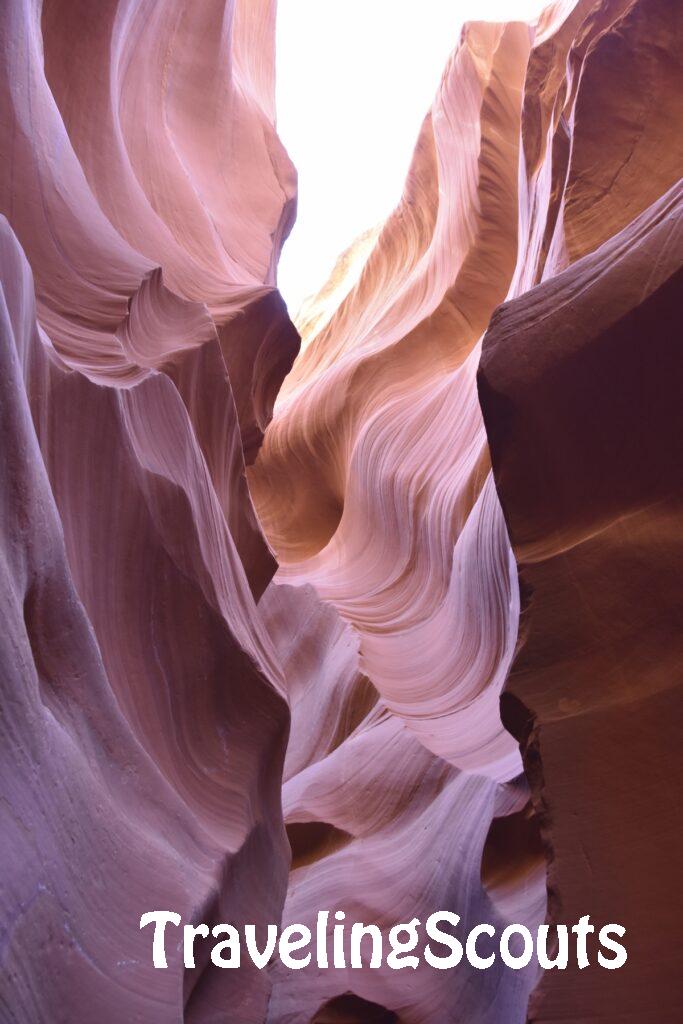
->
(253, 1, 682, 1021)
(1, 1, 681, 1023)
(1, 2, 297, 1021)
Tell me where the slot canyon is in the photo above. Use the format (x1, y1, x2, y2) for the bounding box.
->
(0, 1, 681, 1022)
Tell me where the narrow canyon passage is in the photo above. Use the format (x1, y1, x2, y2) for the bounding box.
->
(0, 2, 681, 1023)
(250, 16, 547, 1022)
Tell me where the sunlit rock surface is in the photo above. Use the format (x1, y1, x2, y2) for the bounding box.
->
(1, 1, 681, 1022)
(252, 0, 682, 1021)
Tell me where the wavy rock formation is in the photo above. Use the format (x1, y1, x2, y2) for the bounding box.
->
(1, 1, 681, 1023)
(481, 178, 683, 1023)
(251, 18, 550, 1022)
(0, 2, 297, 1021)
(251, 0, 682, 1021)
(477, 3, 683, 1017)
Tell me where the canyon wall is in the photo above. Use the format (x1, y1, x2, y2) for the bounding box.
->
(252, 0, 683, 1020)
(0, 2, 297, 1021)
(1, 1, 681, 1023)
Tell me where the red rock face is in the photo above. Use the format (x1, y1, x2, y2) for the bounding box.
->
(0, 1, 680, 1023)
(477, 2, 683, 1015)
(0, 2, 297, 1020)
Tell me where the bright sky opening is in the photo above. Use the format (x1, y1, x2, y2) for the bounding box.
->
(276, 0, 548, 316)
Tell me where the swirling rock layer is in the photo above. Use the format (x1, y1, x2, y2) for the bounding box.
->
(1, 2, 296, 1021)
(252, 0, 682, 1021)
(1, 1, 681, 1023)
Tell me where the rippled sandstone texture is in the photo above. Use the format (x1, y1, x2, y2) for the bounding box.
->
(0, 2, 297, 1021)
(1, 1, 681, 1024)
(251, 0, 683, 1021)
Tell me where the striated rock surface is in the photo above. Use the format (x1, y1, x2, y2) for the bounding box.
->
(0, 2, 297, 1021)
(1, 1, 681, 1023)
(480, 179, 683, 1023)
(252, 18, 549, 1022)
(252, 0, 682, 1021)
